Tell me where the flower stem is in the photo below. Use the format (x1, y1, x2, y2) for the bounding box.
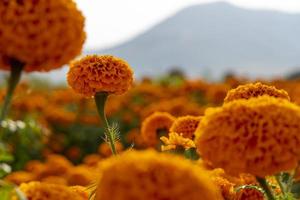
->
(0, 59, 24, 122)
(275, 174, 286, 194)
(256, 177, 276, 200)
(94, 92, 117, 155)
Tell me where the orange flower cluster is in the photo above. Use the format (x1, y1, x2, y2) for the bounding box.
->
(12, 182, 87, 200)
(0, 0, 85, 72)
(195, 96, 300, 177)
(224, 82, 290, 103)
(6, 154, 97, 187)
(4, 74, 300, 199)
(67, 55, 133, 97)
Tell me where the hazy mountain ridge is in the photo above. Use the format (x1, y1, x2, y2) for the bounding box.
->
(88, 2, 300, 78)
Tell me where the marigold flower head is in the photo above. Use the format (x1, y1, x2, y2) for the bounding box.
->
(66, 166, 94, 186)
(83, 154, 102, 167)
(13, 182, 83, 200)
(5, 171, 36, 185)
(160, 132, 195, 151)
(25, 160, 46, 174)
(70, 186, 89, 200)
(169, 115, 202, 138)
(224, 82, 290, 103)
(212, 176, 235, 200)
(0, 0, 85, 72)
(37, 154, 73, 178)
(41, 176, 67, 185)
(95, 150, 223, 200)
(141, 112, 176, 147)
(195, 96, 300, 177)
(67, 55, 134, 97)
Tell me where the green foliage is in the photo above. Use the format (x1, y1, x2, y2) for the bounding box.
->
(276, 193, 296, 200)
(0, 180, 27, 200)
(184, 148, 199, 160)
(51, 122, 104, 163)
(291, 181, 300, 199)
(0, 118, 44, 171)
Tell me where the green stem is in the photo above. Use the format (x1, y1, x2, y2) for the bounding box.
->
(0, 59, 24, 122)
(256, 177, 276, 200)
(275, 174, 286, 194)
(94, 92, 117, 155)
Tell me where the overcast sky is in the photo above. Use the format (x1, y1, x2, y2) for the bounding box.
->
(75, 0, 300, 50)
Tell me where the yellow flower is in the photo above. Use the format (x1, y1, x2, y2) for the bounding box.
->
(95, 150, 223, 200)
(0, 0, 85, 72)
(13, 182, 83, 200)
(67, 55, 134, 97)
(160, 132, 195, 151)
(195, 96, 300, 177)
(141, 112, 175, 147)
(169, 115, 202, 138)
(224, 82, 290, 103)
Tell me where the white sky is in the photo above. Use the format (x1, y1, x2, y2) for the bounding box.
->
(75, 0, 300, 50)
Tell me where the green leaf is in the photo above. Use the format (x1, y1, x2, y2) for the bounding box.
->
(184, 148, 200, 160)
(0, 184, 14, 200)
(291, 181, 300, 198)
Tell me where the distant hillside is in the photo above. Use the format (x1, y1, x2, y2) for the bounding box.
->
(89, 2, 300, 78)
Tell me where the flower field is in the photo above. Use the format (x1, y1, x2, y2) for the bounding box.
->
(1, 0, 300, 200)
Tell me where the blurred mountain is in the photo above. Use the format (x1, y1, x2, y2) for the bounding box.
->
(88, 2, 300, 79)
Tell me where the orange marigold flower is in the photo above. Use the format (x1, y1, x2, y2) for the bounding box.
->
(41, 176, 68, 185)
(234, 187, 265, 200)
(95, 150, 223, 200)
(160, 132, 195, 151)
(169, 115, 202, 139)
(70, 186, 89, 200)
(25, 160, 46, 175)
(13, 182, 83, 200)
(66, 166, 94, 186)
(195, 96, 300, 177)
(224, 82, 290, 103)
(0, 0, 85, 72)
(141, 112, 175, 147)
(37, 154, 73, 178)
(5, 171, 36, 185)
(83, 154, 102, 167)
(212, 176, 235, 200)
(67, 55, 134, 97)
